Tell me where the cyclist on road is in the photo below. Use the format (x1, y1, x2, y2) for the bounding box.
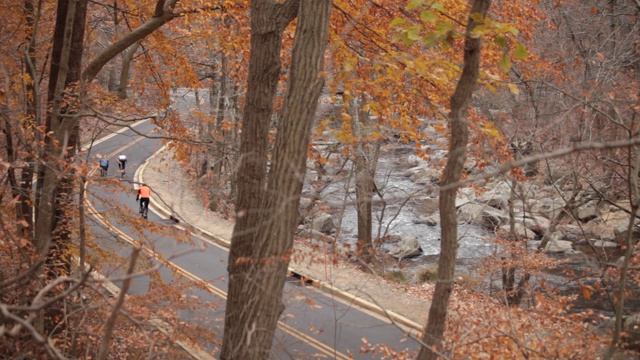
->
(99, 157, 109, 177)
(136, 183, 151, 219)
(117, 154, 127, 172)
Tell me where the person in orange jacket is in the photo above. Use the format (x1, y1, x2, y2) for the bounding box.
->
(136, 183, 151, 219)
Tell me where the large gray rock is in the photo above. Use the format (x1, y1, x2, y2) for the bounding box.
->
(481, 206, 510, 228)
(576, 200, 599, 221)
(455, 196, 474, 209)
(298, 197, 313, 217)
(572, 239, 621, 260)
(410, 167, 440, 185)
(545, 239, 574, 253)
(456, 202, 509, 228)
(406, 154, 428, 167)
(499, 223, 534, 239)
(416, 197, 439, 215)
(623, 314, 640, 347)
(414, 214, 439, 226)
(531, 197, 566, 220)
(388, 236, 423, 259)
(457, 203, 485, 225)
(521, 215, 550, 233)
(403, 165, 424, 177)
(479, 183, 511, 209)
(310, 212, 335, 234)
(556, 224, 584, 243)
(613, 220, 640, 246)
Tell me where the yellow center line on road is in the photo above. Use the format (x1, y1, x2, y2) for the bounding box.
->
(84, 138, 353, 360)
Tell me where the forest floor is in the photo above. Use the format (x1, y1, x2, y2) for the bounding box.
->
(140, 147, 434, 334)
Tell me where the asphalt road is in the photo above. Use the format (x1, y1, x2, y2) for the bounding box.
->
(84, 119, 419, 359)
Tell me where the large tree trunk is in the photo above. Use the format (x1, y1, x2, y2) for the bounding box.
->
(34, 0, 87, 255)
(221, 0, 330, 358)
(417, 1, 491, 359)
(221, 0, 299, 356)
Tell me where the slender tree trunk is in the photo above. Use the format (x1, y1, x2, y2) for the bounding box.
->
(221, 0, 329, 358)
(2, 104, 21, 222)
(214, 54, 227, 176)
(355, 149, 374, 262)
(417, 1, 491, 359)
(14, 0, 39, 240)
(501, 178, 530, 306)
(228, 82, 241, 199)
(349, 96, 376, 263)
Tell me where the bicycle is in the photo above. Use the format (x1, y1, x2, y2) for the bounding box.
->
(139, 198, 149, 219)
(117, 157, 127, 179)
(137, 183, 151, 219)
(100, 166, 108, 177)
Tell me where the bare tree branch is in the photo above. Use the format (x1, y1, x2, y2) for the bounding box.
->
(453, 137, 640, 191)
(97, 247, 140, 360)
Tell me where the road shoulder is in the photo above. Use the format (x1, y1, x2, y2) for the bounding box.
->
(137, 147, 430, 333)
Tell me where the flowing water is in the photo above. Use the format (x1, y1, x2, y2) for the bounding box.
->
(309, 145, 634, 318)
(312, 146, 494, 261)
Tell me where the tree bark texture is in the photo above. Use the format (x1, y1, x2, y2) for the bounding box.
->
(221, 0, 330, 358)
(349, 96, 376, 263)
(417, 0, 491, 359)
(226, 0, 298, 274)
(34, 0, 87, 254)
(214, 54, 228, 176)
(15, 0, 38, 240)
(502, 178, 530, 306)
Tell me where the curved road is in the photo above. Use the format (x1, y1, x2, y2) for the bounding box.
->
(84, 118, 419, 358)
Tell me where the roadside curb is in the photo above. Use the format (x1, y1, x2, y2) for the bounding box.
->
(134, 145, 232, 250)
(137, 147, 424, 334)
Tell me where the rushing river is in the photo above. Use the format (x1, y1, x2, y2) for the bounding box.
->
(308, 147, 640, 319)
(310, 146, 494, 261)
